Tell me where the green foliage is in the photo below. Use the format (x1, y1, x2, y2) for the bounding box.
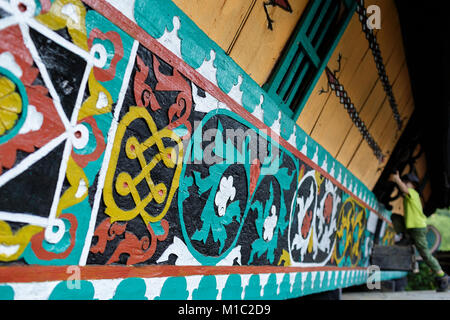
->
(406, 262, 436, 291)
(427, 207, 450, 251)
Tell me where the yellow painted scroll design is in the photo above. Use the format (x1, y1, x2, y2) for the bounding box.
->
(103, 107, 183, 226)
(332, 197, 366, 267)
(0, 221, 42, 262)
(382, 225, 396, 246)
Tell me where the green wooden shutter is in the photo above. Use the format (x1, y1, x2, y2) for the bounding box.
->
(263, 0, 356, 119)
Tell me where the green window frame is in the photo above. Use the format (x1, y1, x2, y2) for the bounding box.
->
(263, 0, 356, 119)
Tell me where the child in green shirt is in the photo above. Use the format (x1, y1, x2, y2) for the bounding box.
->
(390, 171, 448, 292)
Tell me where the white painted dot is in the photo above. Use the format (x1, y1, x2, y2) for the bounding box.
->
(44, 218, 65, 244)
(71, 123, 89, 150)
(11, 0, 36, 18)
(90, 43, 108, 68)
(96, 91, 109, 109)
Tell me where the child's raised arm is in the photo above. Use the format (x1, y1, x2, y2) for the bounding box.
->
(389, 171, 410, 195)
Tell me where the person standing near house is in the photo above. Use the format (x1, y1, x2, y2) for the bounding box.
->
(389, 171, 448, 292)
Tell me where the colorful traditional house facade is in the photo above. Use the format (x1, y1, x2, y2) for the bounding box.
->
(0, 0, 419, 300)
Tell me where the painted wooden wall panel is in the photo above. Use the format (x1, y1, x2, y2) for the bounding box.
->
(336, 79, 387, 167)
(228, 0, 309, 85)
(373, 0, 404, 64)
(345, 0, 414, 185)
(171, 0, 256, 53)
(347, 64, 414, 189)
(297, 15, 371, 137)
(335, 37, 409, 169)
(296, 10, 379, 136)
(296, 0, 415, 191)
(0, 0, 405, 300)
(296, 71, 329, 135)
(172, 0, 309, 86)
(308, 51, 381, 157)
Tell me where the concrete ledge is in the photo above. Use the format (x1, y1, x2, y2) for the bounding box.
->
(342, 290, 450, 300)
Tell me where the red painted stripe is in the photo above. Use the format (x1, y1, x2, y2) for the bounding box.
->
(79, 0, 391, 225)
(0, 265, 367, 283)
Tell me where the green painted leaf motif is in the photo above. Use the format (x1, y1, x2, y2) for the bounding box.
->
(222, 200, 241, 225)
(188, 118, 249, 254)
(178, 175, 193, 204)
(192, 199, 242, 254)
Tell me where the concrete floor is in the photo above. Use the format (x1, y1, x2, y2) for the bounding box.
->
(342, 290, 450, 300)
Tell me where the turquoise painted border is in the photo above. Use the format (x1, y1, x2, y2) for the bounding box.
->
(0, 270, 408, 300)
